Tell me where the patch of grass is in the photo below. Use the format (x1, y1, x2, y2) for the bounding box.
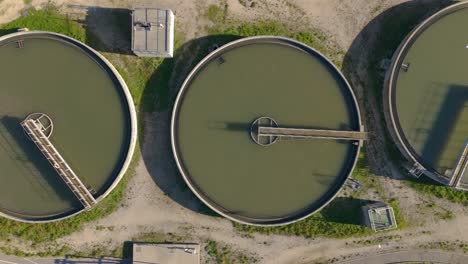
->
(420, 240, 468, 254)
(407, 178, 468, 206)
(435, 209, 454, 221)
(209, 20, 342, 67)
(0, 5, 85, 41)
(388, 198, 406, 229)
(234, 197, 373, 239)
(205, 4, 228, 24)
(205, 240, 255, 264)
(114, 56, 164, 109)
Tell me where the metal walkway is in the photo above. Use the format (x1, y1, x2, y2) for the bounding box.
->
(258, 127, 367, 141)
(21, 118, 97, 209)
(450, 141, 468, 190)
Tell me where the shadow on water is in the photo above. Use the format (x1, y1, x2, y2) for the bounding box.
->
(341, 0, 454, 178)
(138, 35, 239, 216)
(0, 116, 77, 205)
(419, 85, 468, 172)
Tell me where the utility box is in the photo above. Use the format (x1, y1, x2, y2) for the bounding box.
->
(362, 202, 397, 232)
(131, 8, 174, 58)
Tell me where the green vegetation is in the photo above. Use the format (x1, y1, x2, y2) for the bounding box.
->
(205, 240, 255, 264)
(206, 4, 228, 24)
(388, 198, 406, 229)
(420, 240, 468, 254)
(234, 196, 373, 239)
(408, 179, 468, 205)
(208, 20, 343, 67)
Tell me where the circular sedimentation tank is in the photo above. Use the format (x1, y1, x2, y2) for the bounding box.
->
(171, 36, 364, 225)
(0, 31, 137, 222)
(385, 2, 468, 187)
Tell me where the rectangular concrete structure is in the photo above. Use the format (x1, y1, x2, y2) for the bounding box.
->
(362, 202, 397, 232)
(132, 243, 200, 264)
(131, 8, 174, 57)
(21, 119, 96, 209)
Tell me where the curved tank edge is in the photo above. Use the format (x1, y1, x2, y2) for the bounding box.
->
(0, 31, 138, 223)
(170, 35, 364, 226)
(383, 2, 468, 185)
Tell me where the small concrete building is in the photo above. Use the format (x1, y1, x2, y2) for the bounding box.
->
(132, 243, 200, 264)
(131, 8, 174, 58)
(362, 202, 397, 232)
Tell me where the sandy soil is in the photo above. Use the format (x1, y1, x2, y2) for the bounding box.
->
(0, 0, 467, 263)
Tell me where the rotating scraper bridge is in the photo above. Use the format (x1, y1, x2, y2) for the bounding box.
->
(250, 117, 366, 146)
(20, 113, 97, 210)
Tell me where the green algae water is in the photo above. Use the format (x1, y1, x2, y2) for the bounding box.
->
(0, 34, 131, 220)
(173, 38, 361, 224)
(394, 7, 468, 176)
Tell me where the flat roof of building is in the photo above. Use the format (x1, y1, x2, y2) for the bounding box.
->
(132, 243, 200, 264)
(131, 8, 174, 57)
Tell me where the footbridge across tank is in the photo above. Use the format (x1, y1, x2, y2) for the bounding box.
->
(449, 140, 468, 191)
(250, 116, 367, 146)
(20, 113, 97, 209)
(258, 127, 367, 141)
